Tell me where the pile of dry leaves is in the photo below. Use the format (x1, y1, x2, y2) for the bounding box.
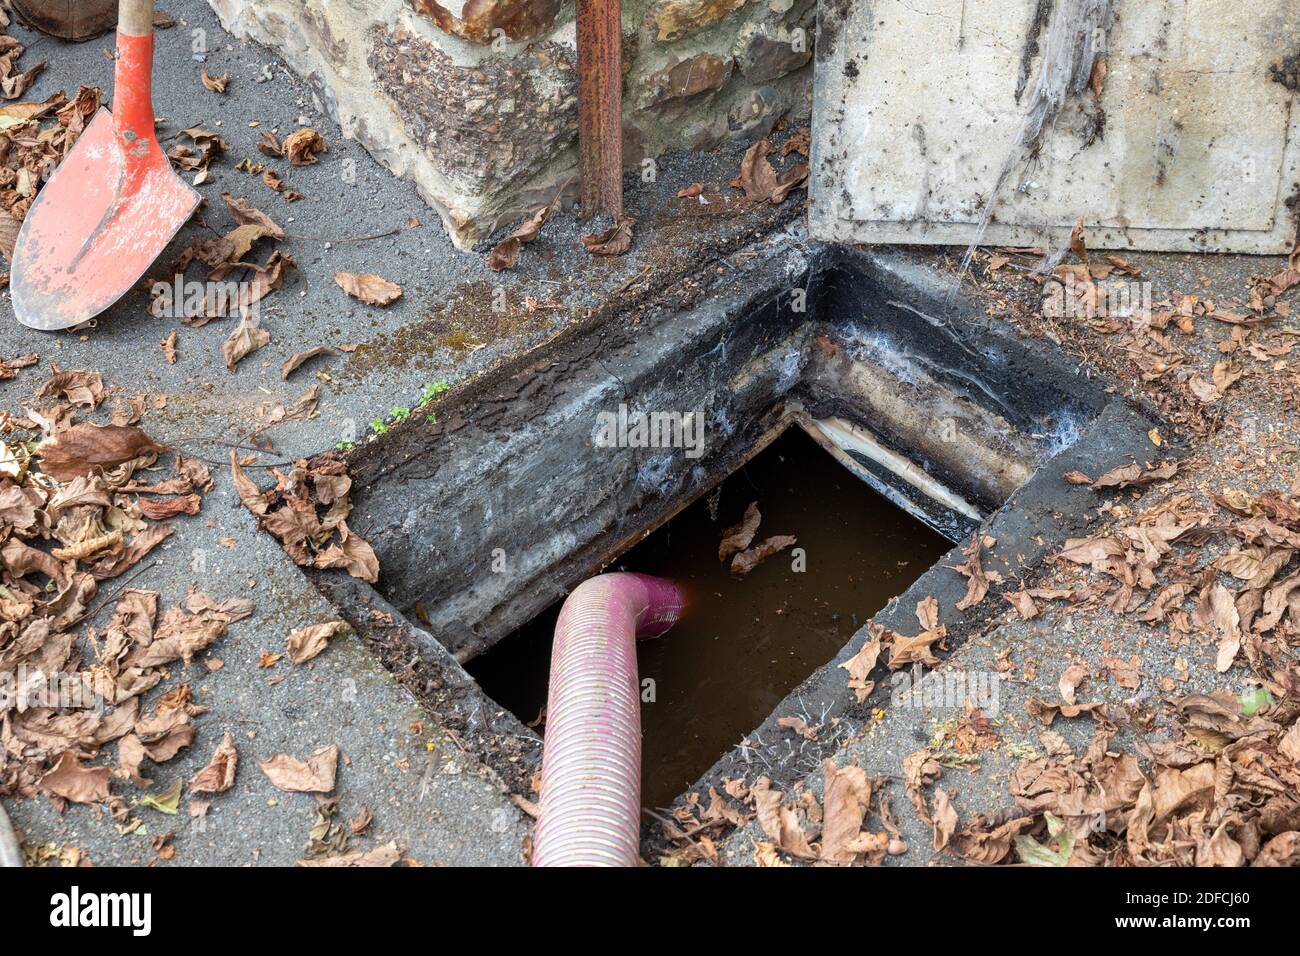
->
(0, 361, 382, 859)
(0, 365, 255, 824)
(230, 449, 378, 583)
(657, 760, 905, 867)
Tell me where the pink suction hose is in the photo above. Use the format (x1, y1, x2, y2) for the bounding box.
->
(532, 572, 684, 866)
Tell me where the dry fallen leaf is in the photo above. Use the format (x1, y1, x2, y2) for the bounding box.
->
(734, 139, 809, 204)
(188, 731, 238, 794)
(282, 128, 327, 165)
(200, 69, 229, 93)
(39, 752, 112, 805)
(258, 745, 339, 793)
(287, 620, 350, 665)
(37, 423, 166, 481)
(222, 318, 271, 372)
(581, 215, 635, 257)
(488, 205, 552, 272)
(281, 346, 337, 380)
(335, 271, 402, 306)
(296, 841, 401, 867)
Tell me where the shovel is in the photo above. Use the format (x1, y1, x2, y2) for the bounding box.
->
(10, 0, 200, 331)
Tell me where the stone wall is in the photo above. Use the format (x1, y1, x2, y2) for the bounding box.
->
(207, 0, 815, 249)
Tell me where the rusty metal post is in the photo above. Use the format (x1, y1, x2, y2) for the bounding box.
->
(577, 0, 623, 220)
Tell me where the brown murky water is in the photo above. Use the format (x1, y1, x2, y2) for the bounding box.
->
(466, 428, 953, 808)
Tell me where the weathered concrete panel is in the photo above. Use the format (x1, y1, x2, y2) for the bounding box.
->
(811, 0, 1300, 253)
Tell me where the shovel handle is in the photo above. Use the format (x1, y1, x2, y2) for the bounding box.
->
(114, 0, 159, 168)
(119, 0, 155, 36)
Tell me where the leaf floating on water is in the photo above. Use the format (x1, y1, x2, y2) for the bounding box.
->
(730, 534, 796, 577)
(718, 501, 761, 561)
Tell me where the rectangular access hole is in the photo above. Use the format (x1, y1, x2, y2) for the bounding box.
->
(465, 427, 952, 808)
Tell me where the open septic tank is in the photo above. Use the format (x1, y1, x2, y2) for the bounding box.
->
(468, 427, 952, 807)
(310, 229, 1162, 846)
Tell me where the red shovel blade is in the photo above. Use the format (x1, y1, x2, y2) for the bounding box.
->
(11, 33, 200, 331)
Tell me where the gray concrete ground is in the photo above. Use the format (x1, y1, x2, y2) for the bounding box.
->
(1, 1, 1294, 868)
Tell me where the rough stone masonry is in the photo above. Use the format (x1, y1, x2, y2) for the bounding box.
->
(207, 0, 815, 249)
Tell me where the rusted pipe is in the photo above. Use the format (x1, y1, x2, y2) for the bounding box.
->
(576, 0, 623, 219)
(532, 572, 683, 866)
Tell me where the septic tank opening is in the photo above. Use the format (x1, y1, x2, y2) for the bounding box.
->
(466, 427, 952, 808)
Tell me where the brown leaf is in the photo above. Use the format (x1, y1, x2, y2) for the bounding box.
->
(580, 215, 635, 256)
(200, 69, 229, 93)
(488, 206, 552, 272)
(136, 709, 195, 762)
(37, 423, 165, 481)
(730, 534, 796, 577)
(887, 623, 946, 669)
(1005, 590, 1039, 620)
(1091, 460, 1179, 490)
(734, 139, 808, 204)
(1103, 654, 1141, 690)
(256, 130, 283, 157)
(222, 318, 270, 371)
(137, 494, 201, 520)
(189, 731, 238, 794)
(335, 271, 402, 306)
(258, 745, 339, 793)
(1025, 697, 1109, 726)
(819, 761, 877, 863)
(839, 629, 883, 703)
(220, 192, 284, 237)
(287, 620, 350, 665)
(37, 367, 103, 408)
(1056, 536, 1126, 566)
(1201, 582, 1242, 672)
(39, 752, 112, 804)
(282, 128, 327, 165)
(117, 734, 153, 787)
(1058, 663, 1089, 705)
(751, 777, 816, 859)
(718, 501, 761, 561)
(951, 533, 991, 610)
(281, 346, 337, 380)
(931, 787, 959, 851)
(296, 841, 401, 867)
(311, 523, 379, 583)
(229, 450, 268, 515)
(1070, 216, 1089, 262)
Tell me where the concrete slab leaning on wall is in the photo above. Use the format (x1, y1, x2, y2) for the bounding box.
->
(811, 0, 1300, 253)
